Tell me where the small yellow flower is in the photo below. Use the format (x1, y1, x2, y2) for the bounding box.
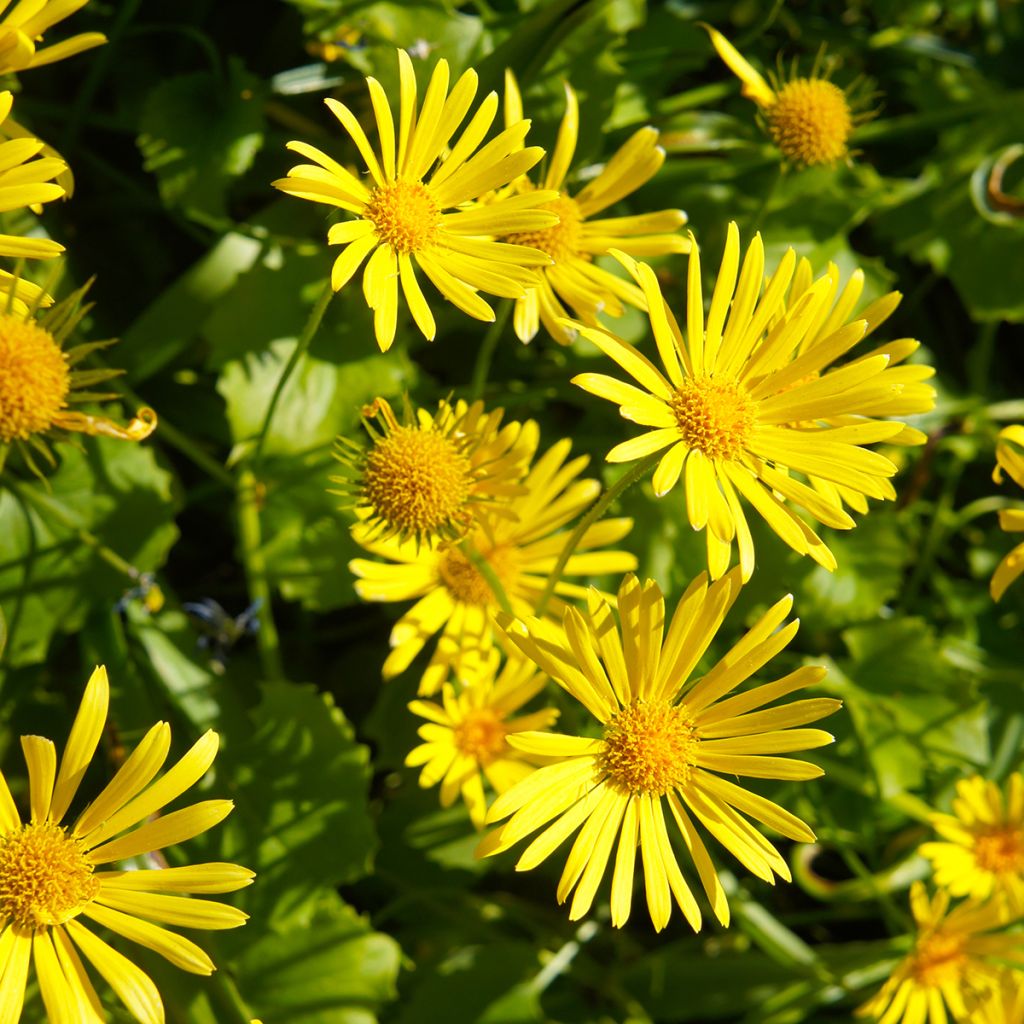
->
(0, 0, 105, 76)
(572, 224, 935, 580)
(273, 49, 559, 351)
(499, 71, 689, 345)
(991, 425, 1024, 601)
(0, 281, 157, 476)
(0, 667, 253, 1024)
(331, 396, 535, 546)
(477, 571, 838, 931)
(857, 882, 1024, 1023)
(920, 773, 1024, 904)
(406, 657, 559, 827)
(703, 25, 871, 168)
(350, 433, 637, 694)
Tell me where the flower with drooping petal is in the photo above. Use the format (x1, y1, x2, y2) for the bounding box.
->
(0, 0, 105, 76)
(407, 657, 559, 827)
(350, 433, 637, 694)
(498, 70, 689, 345)
(331, 395, 535, 547)
(478, 570, 838, 931)
(920, 773, 1024, 904)
(991, 425, 1024, 601)
(857, 882, 1024, 1023)
(273, 49, 559, 351)
(572, 223, 935, 581)
(0, 667, 253, 1024)
(703, 24, 873, 168)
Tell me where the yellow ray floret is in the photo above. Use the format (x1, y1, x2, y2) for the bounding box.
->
(0, 0, 105, 76)
(406, 657, 559, 827)
(498, 70, 689, 345)
(477, 570, 839, 931)
(572, 223, 935, 581)
(991, 425, 1024, 601)
(0, 667, 253, 1024)
(273, 49, 559, 351)
(350, 432, 637, 695)
(857, 882, 1024, 1023)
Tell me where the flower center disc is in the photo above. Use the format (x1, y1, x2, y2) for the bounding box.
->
(768, 78, 853, 167)
(599, 700, 699, 795)
(362, 426, 472, 539)
(454, 709, 507, 763)
(0, 822, 99, 928)
(910, 931, 966, 989)
(365, 181, 441, 253)
(671, 377, 756, 460)
(0, 317, 70, 443)
(974, 827, 1024, 875)
(438, 544, 519, 606)
(507, 195, 583, 264)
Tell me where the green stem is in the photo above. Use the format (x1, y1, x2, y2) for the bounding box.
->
(461, 538, 514, 616)
(10, 480, 141, 580)
(991, 713, 1024, 781)
(235, 468, 284, 679)
(203, 939, 253, 1024)
(535, 453, 659, 616)
(470, 299, 512, 401)
(252, 280, 334, 464)
(750, 163, 782, 231)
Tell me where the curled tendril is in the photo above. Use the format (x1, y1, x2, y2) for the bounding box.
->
(971, 144, 1024, 225)
(52, 406, 158, 441)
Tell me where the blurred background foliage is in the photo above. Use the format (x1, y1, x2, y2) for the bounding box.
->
(1, 0, 1023, 1020)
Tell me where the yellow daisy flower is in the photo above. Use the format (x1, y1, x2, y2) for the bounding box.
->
(857, 882, 1024, 1023)
(703, 24, 872, 168)
(498, 70, 689, 345)
(572, 224, 935, 581)
(991, 425, 1024, 601)
(0, 666, 254, 1024)
(919, 773, 1024, 904)
(0, 280, 157, 477)
(272, 49, 559, 352)
(406, 657, 559, 827)
(0, 0, 105, 76)
(478, 570, 839, 931)
(350, 434, 637, 694)
(331, 395, 536, 546)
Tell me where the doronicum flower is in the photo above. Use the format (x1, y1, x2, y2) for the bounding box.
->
(331, 395, 535, 547)
(0, 0, 105, 76)
(406, 657, 559, 827)
(499, 70, 689, 345)
(273, 49, 559, 351)
(920, 773, 1024, 904)
(703, 25, 872, 168)
(0, 666, 253, 1024)
(477, 570, 839, 931)
(857, 882, 1024, 1023)
(0, 280, 157, 477)
(572, 223, 935, 581)
(350, 433, 637, 694)
(991, 425, 1024, 601)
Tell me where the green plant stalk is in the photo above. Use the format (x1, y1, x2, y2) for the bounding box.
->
(461, 537, 514, 616)
(235, 467, 284, 679)
(470, 298, 512, 401)
(252, 279, 334, 464)
(535, 452, 660, 616)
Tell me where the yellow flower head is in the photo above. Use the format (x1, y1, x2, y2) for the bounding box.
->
(332, 395, 536, 546)
(0, 280, 157, 476)
(572, 224, 935, 581)
(499, 70, 689, 345)
(477, 570, 838, 931)
(920, 773, 1024, 904)
(991, 425, 1024, 601)
(703, 25, 871, 168)
(0, 0, 105, 76)
(406, 657, 559, 827)
(273, 49, 560, 351)
(857, 882, 1024, 1023)
(350, 433, 637, 694)
(0, 667, 253, 1023)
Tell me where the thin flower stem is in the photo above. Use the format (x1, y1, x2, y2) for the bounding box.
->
(461, 537, 514, 616)
(252, 279, 334, 464)
(535, 452, 660, 617)
(470, 298, 512, 402)
(236, 467, 284, 679)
